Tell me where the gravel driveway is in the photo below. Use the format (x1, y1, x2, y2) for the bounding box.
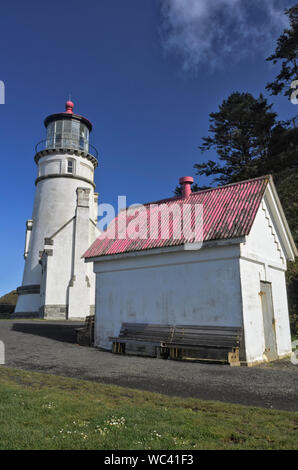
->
(0, 319, 297, 412)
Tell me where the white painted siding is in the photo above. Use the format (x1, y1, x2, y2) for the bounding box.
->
(43, 218, 74, 306)
(16, 149, 98, 318)
(93, 245, 243, 349)
(270, 267, 292, 356)
(239, 259, 266, 362)
(241, 199, 286, 267)
(240, 196, 292, 363)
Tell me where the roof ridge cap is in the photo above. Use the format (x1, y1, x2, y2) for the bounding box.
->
(116, 175, 271, 213)
(190, 174, 271, 196)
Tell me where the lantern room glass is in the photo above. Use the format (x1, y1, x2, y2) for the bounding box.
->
(46, 119, 89, 152)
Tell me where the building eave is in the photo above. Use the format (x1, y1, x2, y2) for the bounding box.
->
(84, 236, 246, 263)
(265, 176, 298, 260)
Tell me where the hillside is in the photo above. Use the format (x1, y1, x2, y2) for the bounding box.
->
(0, 290, 18, 306)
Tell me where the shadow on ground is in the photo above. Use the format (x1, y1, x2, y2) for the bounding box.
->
(11, 322, 83, 344)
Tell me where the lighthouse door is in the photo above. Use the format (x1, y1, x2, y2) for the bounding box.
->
(260, 281, 278, 361)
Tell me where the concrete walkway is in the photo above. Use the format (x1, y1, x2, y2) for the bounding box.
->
(0, 319, 297, 411)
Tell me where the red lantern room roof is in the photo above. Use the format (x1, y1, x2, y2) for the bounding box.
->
(44, 100, 93, 132)
(65, 100, 74, 114)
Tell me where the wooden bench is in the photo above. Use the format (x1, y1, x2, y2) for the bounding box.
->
(110, 323, 242, 365)
(162, 325, 242, 366)
(109, 323, 174, 357)
(76, 315, 95, 346)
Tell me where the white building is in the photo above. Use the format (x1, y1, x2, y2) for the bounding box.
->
(15, 101, 99, 319)
(84, 175, 297, 366)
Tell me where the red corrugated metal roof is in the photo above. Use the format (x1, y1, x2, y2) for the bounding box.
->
(84, 175, 270, 259)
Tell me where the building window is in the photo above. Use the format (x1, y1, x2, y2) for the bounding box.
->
(67, 159, 74, 174)
(45, 119, 89, 151)
(55, 121, 63, 147)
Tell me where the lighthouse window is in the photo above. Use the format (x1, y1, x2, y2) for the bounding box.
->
(63, 120, 72, 147)
(64, 120, 71, 135)
(45, 119, 90, 152)
(55, 121, 63, 147)
(79, 123, 89, 151)
(71, 120, 80, 140)
(46, 122, 55, 148)
(67, 159, 74, 174)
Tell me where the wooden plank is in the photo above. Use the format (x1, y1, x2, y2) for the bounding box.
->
(125, 343, 157, 357)
(109, 338, 164, 347)
(171, 338, 240, 345)
(110, 322, 243, 365)
(168, 345, 231, 361)
(228, 348, 240, 366)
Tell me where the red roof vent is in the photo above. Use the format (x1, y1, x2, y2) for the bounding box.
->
(179, 176, 194, 198)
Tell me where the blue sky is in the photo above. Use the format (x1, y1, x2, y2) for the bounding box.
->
(0, 0, 295, 296)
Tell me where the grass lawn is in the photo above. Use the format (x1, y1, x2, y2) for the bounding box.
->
(0, 366, 297, 450)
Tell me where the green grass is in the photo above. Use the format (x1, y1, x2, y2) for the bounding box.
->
(0, 367, 297, 450)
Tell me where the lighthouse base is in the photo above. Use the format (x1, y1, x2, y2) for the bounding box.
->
(12, 312, 40, 319)
(39, 304, 68, 320)
(14, 287, 41, 317)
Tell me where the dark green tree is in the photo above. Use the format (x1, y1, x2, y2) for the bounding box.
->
(266, 5, 298, 98)
(257, 120, 298, 176)
(189, 7, 298, 333)
(194, 92, 298, 335)
(265, 4, 298, 336)
(195, 92, 277, 186)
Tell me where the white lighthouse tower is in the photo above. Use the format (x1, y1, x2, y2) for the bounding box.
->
(15, 100, 99, 319)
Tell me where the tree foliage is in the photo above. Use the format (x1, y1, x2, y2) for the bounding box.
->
(193, 91, 298, 334)
(176, 6, 298, 332)
(195, 92, 278, 185)
(266, 5, 298, 98)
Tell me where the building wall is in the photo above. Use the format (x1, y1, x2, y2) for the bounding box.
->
(93, 244, 243, 349)
(92, 197, 293, 362)
(19, 179, 94, 287)
(38, 153, 94, 182)
(38, 188, 98, 319)
(240, 197, 292, 363)
(40, 218, 74, 317)
(67, 188, 98, 319)
(15, 149, 98, 317)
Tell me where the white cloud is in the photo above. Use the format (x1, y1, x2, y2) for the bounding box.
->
(160, 0, 291, 71)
